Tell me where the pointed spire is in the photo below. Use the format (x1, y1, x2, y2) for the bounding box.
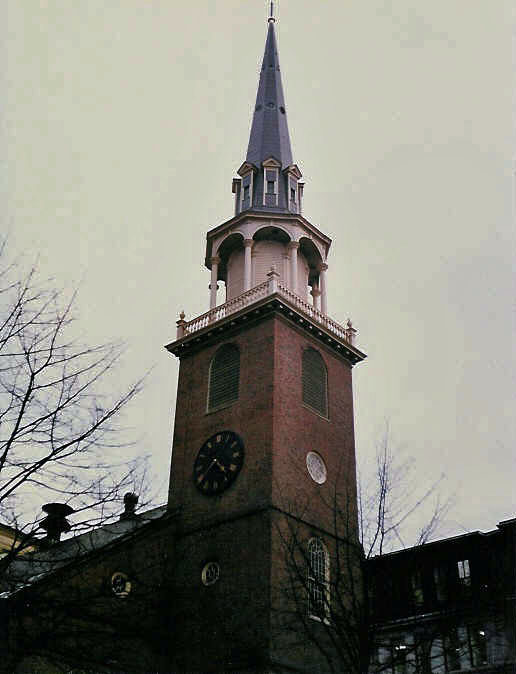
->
(233, 7, 303, 216)
(245, 13, 293, 170)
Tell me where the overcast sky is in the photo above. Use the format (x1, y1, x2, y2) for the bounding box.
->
(2, 1, 514, 540)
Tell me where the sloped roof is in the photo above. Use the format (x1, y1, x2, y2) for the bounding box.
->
(1, 505, 168, 597)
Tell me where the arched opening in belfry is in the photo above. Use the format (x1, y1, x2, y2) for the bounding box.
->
(300, 237, 324, 307)
(251, 226, 293, 293)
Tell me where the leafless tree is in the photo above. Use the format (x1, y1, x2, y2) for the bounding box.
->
(359, 421, 449, 558)
(274, 424, 455, 674)
(0, 240, 148, 566)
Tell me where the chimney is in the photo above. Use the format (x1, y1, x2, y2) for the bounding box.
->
(120, 492, 138, 521)
(40, 503, 74, 544)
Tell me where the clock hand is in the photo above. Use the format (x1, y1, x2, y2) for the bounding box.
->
(199, 458, 217, 482)
(213, 458, 226, 472)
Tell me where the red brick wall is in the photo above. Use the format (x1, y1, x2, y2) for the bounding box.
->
(168, 312, 357, 535)
(271, 316, 359, 535)
(168, 316, 275, 532)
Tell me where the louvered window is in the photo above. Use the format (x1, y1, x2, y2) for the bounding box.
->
(302, 348, 328, 417)
(307, 538, 330, 620)
(207, 344, 240, 411)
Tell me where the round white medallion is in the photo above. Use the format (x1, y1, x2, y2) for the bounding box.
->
(111, 572, 131, 597)
(201, 561, 220, 586)
(306, 452, 327, 484)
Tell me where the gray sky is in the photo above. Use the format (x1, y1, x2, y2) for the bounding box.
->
(2, 1, 514, 539)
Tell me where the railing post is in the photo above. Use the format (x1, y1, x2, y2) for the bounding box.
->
(176, 311, 187, 339)
(267, 265, 280, 295)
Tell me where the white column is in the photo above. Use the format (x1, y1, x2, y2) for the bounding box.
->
(209, 256, 220, 309)
(243, 239, 253, 291)
(311, 283, 321, 311)
(319, 263, 328, 315)
(282, 253, 289, 286)
(288, 241, 299, 294)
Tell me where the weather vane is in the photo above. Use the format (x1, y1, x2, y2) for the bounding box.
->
(268, 1, 275, 22)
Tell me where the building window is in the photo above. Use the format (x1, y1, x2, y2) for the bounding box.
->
(433, 564, 448, 602)
(411, 570, 424, 608)
(290, 186, 296, 202)
(302, 348, 328, 417)
(307, 538, 330, 621)
(378, 638, 416, 674)
(457, 559, 470, 586)
(428, 637, 446, 673)
(446, 629, 462, 671)
(243, 184, 250, 201)
(207, 344, 240, 411)
(442, 625, 488, 670)
(267, 180, 275, 194)
(392, 641, 409, 674)
(468, 626, 488, 667)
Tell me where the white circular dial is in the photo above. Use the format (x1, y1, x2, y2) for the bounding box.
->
(306, 452, 327, 484)
(201, 561, 220, 586)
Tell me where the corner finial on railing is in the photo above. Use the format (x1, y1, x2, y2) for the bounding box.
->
(267, 264, 280, 294)
(176, 310, 187, 339)
(345, 319, 357, 345)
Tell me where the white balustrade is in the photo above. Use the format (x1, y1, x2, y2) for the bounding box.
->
(179, 280, 357, 346)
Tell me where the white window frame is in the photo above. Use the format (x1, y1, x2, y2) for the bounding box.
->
(307, 537, 330, 623)
(457, 559, 471, 586)
(262, 167, 278, 206)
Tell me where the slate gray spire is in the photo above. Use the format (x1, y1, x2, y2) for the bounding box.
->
(245, 16, 293, 169)
(234, 12, 303, 216)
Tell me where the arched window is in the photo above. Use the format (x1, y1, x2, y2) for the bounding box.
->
(307, 538, 330, 620)
(302, 348, 328, 417)
(207, 344, 240, 412)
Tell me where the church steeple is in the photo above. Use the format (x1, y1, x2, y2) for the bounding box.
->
(233, 8, 303, 216)
(246, 14, 293, 170)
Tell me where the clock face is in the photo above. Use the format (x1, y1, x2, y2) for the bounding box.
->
(193, 431, 244, 495)
(306, 451, 327, 485)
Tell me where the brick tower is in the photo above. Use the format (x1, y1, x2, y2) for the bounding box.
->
(166, 8, 366, 673)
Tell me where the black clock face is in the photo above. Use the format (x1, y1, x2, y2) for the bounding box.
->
(193, 431, 244, 495)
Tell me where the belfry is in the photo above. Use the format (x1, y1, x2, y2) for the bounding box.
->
(165, 6, 365, 672)
(202, 12, 332, 316)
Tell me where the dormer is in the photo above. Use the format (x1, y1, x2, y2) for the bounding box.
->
(283, 164, 303, 214)
(262, 157, 282, 208)
(236, 161, 257, 214)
